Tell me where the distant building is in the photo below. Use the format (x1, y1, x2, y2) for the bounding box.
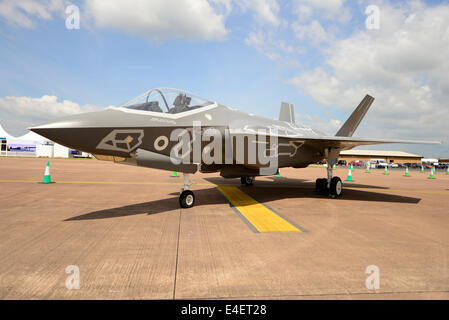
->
(0, 123, 90, 158)
(0, 137, 7, 156)
(339, 150, 422, 164)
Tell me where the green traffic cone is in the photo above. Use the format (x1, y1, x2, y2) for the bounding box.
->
(365, 163, 371, 173)
(421, 166, 424, 173)
(384, 166, 389, 175)
(428, 167, 435, 179)
(170, 171, 178, 177)
(404, 166, 410, 177)
(333, 164, 337, 170)
(42, 161, 52, 183)
(346, 168, 353, 181)
(446, 167, 449, 175)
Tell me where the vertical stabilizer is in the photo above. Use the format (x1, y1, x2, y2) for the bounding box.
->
(335, 95, 374, 137)
(279, 102, 295, 123)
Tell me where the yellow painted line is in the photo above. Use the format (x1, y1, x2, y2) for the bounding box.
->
(0, 180, 41, 183)
(0, 179, 214, 186)
(217, 185, 301, 233)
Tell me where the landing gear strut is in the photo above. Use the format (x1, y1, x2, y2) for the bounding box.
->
(315, 157, 342, 198)
(241, 176, 255, 186)
(179, 173, 195, 208)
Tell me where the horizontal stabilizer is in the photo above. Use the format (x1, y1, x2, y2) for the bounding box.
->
(336, 95, 374, 137)
(279, 102, 295, 123)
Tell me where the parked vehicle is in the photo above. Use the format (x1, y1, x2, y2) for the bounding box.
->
(370, 159, 388, 168)
(439, 163, 449, 169)
(338, 160, 347, 166)
(350, 160, 365, 167)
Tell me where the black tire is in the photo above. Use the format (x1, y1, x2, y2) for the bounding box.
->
(241, 176, 254, 186)
(329, 177, 342, 197)
(179, 190, 195, 208)
(315, 178, 328, 193)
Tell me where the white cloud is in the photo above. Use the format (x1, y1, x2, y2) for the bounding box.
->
(244, 30, 280, 60)
(0, 95, 106, 120)
(290, 0, 350, 46)
(84, 0, 228, 42)
(292, 20, 329, 44)
(287, 68, 341, 105)
(288, 1, 449, 146)
(235, 0, 280, 25)
(304, 0, 344, 11)
(293, 0, 350, 23)
(0, 0, 281, 43)
(0, 0, 66, 28)
(295, 113, 341, 135)
(244, 29, 297, 61)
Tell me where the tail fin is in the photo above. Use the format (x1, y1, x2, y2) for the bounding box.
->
(335, 95, 374, 137)
(279, 102, 295, 123)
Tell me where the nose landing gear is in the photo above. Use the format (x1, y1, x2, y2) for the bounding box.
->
(179, 173, 195, 208)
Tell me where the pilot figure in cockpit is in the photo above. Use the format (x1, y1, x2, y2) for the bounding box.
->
(168, 94, 190, 113)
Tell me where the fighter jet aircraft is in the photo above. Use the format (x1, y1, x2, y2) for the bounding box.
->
(30, 87, 439, 208)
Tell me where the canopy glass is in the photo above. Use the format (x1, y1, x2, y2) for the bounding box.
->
(122, 88, 214, 114)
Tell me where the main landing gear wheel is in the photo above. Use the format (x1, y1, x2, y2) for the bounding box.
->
(241, 176, 255, 186)
(315, 178, 327, 193)
(329, 177, 342, 197)
(179, 190, 195, 208)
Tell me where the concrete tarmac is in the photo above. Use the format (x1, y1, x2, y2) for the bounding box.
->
(0, 158, 448, 299)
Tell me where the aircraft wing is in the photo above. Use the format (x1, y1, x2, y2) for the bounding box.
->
(289, 136, 441, 150)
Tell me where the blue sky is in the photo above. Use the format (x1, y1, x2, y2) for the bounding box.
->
(0, 0, 448, 157)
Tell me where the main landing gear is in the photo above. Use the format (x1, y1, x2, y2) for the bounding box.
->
(179, 173, 195, 208)
(315, 163, 342, 198)
(240, 176, 255, 186)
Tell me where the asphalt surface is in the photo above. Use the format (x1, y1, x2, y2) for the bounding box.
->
(0, 157, 448, 299)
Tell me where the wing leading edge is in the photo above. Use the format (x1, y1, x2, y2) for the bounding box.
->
(291, 136, 441, 150)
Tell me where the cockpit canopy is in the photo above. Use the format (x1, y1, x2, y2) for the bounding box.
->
(122, 88, 214, 114)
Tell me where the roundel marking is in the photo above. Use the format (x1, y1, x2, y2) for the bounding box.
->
(154, 136, 169, 151)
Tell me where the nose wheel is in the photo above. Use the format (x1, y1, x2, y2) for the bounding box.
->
(179, 190, 195, 208)
(179, 173, 196, 208)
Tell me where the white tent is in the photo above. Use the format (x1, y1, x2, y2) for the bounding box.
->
(14, 131, 50, 144)
(0, 124, 15, 140)
(0, 123, 80, 158)
(0, 124, 50, 144)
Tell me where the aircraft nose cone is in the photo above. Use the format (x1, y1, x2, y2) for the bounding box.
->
(28, 109, 140, 155)
(29, 116, 82, 141)
(29, 112, 94, 132)
(29, 112, 104, 152)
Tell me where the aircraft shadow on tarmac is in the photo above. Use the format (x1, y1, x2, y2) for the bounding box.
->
(204, 177, 420, 204)
(262, 176, 389, 189)
(65, 178, 420, 221)
(64, 189, 220, 221)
